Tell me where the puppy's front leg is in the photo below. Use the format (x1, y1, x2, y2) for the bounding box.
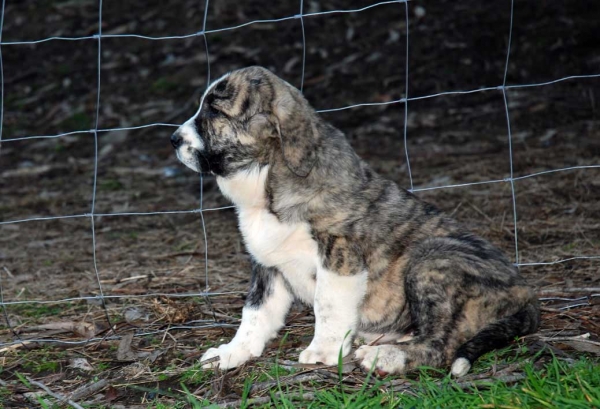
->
(201, 262, 293, 369)
(299, 267, 367, 365)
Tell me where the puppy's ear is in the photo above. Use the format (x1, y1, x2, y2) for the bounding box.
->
(271, 84, 319, 178)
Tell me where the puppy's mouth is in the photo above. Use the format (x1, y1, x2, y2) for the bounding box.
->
(175, 147, 210, 174)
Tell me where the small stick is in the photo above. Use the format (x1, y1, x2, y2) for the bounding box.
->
(69, 379, 109, 401)
(2, 266, 14, 278)
(197, 355, 220, 367)
(539, 288, 600, 295)
(26, 377, 85, 409)
(367, 333, 386, 346)
(538, 333, 600, 346)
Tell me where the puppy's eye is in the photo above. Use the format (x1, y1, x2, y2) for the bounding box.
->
(214, 81, 227, 93)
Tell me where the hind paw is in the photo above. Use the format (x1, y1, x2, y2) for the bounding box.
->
(355, 345, 407, 375)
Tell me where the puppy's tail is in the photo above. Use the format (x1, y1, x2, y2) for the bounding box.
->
(450, 301, 540, 377)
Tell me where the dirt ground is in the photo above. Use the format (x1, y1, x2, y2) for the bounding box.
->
(0, 0, 599, 407)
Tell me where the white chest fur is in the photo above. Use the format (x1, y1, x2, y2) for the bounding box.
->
(217, 167, 318, 303)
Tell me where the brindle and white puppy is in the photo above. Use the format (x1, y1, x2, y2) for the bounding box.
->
(170, 66, 540, 377)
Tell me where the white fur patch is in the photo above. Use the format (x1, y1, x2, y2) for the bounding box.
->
(174, 72, 231, 172)
(355, 344, 407, 374)
(177, 121, 205, 151)
(218, 167, 319, 304)
(299, 269, 368, 365)
(200, 273, 293, 370)
(174, 128, 204, 172)
(450, 357, 471, 377)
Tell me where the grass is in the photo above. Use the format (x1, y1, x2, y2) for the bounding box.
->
(179, 363, 215, 386)
(99, 179, 124, 192)
(173, 354, 600, 408)
(2, 312, 597, 408)
(395, 357, 600, 409)
(2, 334, 598, 407)
(255, 363, 297, 383)
(10, 303, 64, 318)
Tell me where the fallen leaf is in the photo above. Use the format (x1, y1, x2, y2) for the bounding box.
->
(563, 341, 600, 356)
(117, 332, 137, 361)
(69, 357, 94, 372)
(104, 385, 120, 402)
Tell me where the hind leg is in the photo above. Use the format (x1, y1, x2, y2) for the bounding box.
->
(356, 264, 461, 374)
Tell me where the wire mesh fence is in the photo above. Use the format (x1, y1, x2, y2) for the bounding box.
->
(1, 0, 599, 348)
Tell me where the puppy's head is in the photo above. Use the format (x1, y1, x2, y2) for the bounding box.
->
(171, 66, 319, 178)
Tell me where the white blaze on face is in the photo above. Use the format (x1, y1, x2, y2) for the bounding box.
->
(173, 73, 231, 171)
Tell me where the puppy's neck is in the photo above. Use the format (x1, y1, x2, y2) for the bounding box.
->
(217, 165, 270, 209)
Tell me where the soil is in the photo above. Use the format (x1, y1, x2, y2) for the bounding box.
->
(0, 0, 599, 406)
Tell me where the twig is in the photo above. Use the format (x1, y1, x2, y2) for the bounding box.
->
(197, 355, 220, 367)
(538, 333, 600, 346)
(367, 333, 386, 346)
(2, 266, 14, 278)
(539, 288, 600, 295)
(0, 341, 34, 353)
(26, 377, 85, 409)
(69, 379, 109, 401)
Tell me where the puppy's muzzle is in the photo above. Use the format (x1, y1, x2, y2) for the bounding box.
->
(170, 131, 184, 149)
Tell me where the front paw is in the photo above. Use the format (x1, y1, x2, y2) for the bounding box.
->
(199, 344, 252, 370)
(298, 344, 347, 366)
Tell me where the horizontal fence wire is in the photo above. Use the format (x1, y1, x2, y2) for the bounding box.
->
(1, 0, 599, 348)
(2, 74, 600, 143)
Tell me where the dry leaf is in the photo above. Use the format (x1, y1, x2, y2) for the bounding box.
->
(117, 332, 137, 361)
(563, 341, 600, 356)
(104, 385, 120, 402)
(69, 357, 94, 372)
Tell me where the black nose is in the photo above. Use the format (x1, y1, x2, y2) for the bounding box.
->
(170, 132, 183, 149)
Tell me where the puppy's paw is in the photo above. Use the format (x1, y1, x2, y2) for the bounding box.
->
(199, 344, 252, 370)
(450, 357, 471, 377)
(298, 346, 342, 366)
(355, 345, 407, 375)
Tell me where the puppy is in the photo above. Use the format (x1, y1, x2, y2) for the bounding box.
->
(170, 66, 539, 376)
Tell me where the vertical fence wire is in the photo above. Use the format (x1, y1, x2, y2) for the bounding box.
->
(0, 0, 4, 155)
(402, 1, 413, 192)
(0, 0, 7, 334)
(501, 0, 520, 265)
(199, 0, 210, 283)
(90, 0, 115, 332)
(0, 0, 29, 348)
(299, 0, 307, 92)
(199, 0, 218, 322)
